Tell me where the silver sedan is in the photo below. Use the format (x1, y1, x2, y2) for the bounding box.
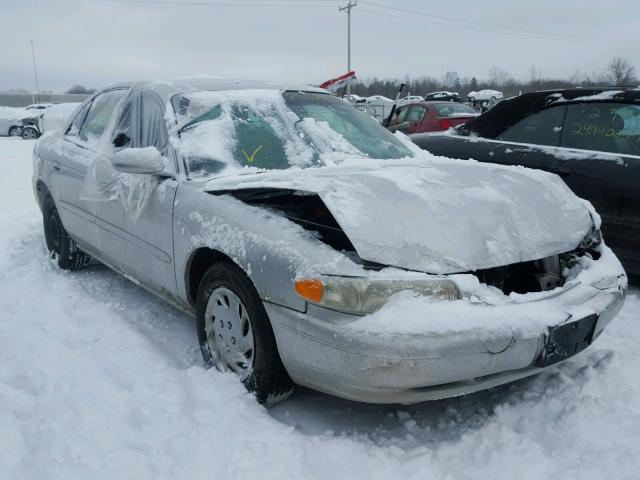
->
(32, 79, 627, 405)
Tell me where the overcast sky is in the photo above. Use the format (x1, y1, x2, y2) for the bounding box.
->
(1, 0, 637, 92)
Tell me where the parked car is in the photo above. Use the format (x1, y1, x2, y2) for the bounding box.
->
(21, 102, 81, 139)
(33, 80, 626, 405)
(467, 89, 504, 102)
(387, 101, 479, 134)
(410, 88, 640, 276)
(396, 95, 425, 106)
(25, 103, 54, 111)
(424, 91, 462, 102)
(0, 106, 29, 136)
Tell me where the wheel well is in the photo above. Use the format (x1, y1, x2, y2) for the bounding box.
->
(185, 248, 237, 307)
(35, 180, 51, 209)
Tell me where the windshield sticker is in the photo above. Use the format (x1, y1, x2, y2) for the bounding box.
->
(242, 144, 263, 163)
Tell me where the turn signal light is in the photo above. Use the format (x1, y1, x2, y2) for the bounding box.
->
(295, 279, 324, 303)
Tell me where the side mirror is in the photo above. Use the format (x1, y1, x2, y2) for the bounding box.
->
(111, 147, 168, 175)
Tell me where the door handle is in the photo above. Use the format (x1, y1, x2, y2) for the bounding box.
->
(550, 165, 571, 177)
(51, 161, 60, 171)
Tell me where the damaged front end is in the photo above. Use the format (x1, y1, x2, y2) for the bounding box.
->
(208, 187, 608, 301)
(474, 227, 603, 295)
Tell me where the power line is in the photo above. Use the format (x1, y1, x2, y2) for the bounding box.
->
(360, 1, 605, 41)
(357, 6, 626, 47)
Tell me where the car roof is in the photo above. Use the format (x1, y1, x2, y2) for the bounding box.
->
(101, 78, 329, 104)
(398, 101, 471, 108)
(459, 87, 640, 138)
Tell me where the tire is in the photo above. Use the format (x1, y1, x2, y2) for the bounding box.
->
(196, 261, 294, 405)
(22, 126, 40, 140)
(42, 194, 91, 270)
(8, 126, 20, 137)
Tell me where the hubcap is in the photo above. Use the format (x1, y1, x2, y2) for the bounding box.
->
(204, 287, 255, 380)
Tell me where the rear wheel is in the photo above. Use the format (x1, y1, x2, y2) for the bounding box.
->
(42, 195, 91, 270)
(196, 262, 294, 405)
(8, 126, 20, 137)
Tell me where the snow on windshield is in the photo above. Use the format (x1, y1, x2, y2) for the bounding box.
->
(168, 89, 414, 178)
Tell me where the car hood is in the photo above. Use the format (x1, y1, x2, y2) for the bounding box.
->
(202, 159, 593, 274)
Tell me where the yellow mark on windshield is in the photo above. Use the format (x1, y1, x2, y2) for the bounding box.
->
(242, 145, 263, 163)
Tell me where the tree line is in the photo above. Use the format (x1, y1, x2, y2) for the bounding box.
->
(350, 56, 638, 99)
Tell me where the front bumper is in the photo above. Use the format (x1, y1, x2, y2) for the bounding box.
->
(266, 269, 627, 404)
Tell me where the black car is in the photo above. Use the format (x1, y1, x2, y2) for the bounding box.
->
(410, 88, 640, 276)
(424, 91, 462, 102)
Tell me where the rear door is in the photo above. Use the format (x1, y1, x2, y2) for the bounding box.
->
(405, 105, 427, 134)
(556, 102, 640, 273)
(52, 91, 127, 249)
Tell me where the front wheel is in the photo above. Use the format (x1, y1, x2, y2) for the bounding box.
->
(22, 126, 40, 140)
(42, 194, 91, 270)
(196, 262, 294, 405)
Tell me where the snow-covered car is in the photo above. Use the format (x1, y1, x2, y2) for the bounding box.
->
(467, 89, 504, 102)
(33, 79, 627, 405)
(21, 102, 81, 139)
(366, 94, 393, 103)
(0, 106, 29, 136)
(397, 95, 425, 106)
(25, 103, 54, 111)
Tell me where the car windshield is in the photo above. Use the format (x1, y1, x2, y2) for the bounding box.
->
(170, 89, 414, 177)
(433, 103, 477, 116)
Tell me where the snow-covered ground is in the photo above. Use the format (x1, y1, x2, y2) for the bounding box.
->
(1, 137, 639, 479)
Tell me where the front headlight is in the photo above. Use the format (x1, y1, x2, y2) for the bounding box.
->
(578, 225, 602, 251)
(294, 276, 460, 315)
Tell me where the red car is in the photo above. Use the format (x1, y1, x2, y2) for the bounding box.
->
(387, 101, 479, 134)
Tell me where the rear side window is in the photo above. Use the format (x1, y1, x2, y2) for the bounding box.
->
(78, 90, 126, 144)
(562, 103, 640, 156)
(434, 103, 477, 116)
(497, 105, 566, 146)
(407, 106, 426, 122)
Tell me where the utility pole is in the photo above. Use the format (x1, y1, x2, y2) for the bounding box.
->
(30, 40, 41, 105)
(339, 0, 356, 99)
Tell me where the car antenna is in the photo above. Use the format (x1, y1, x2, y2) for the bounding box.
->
(30, 40, 41, 105)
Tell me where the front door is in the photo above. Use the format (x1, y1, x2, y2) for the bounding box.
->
(92, 87, 179, 298)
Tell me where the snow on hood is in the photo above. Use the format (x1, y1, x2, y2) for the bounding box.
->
(203, 159, 593, 274)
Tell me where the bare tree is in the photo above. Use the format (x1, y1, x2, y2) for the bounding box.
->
(528, 66, 543, 85)
(605, 57, 637, 86)
(488, 66, 511, 88)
